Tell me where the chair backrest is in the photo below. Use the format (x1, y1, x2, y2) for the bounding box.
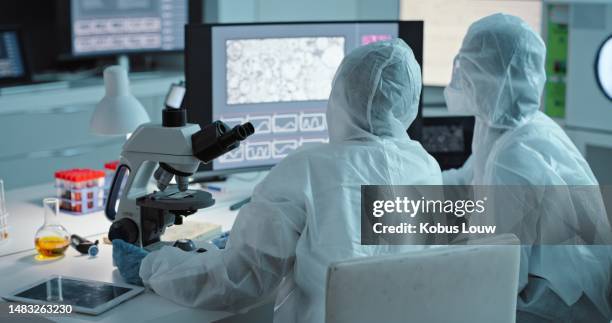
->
(325, 234, 520, 323)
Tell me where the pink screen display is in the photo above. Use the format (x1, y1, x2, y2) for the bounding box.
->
(361, 34, 392, 45)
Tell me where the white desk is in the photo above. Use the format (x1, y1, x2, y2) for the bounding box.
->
(0, 172, 272, 322)
(0, 172, 265, 257)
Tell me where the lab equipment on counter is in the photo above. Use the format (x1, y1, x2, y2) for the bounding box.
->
(55, 168, 105, 214)
(34, 198, 70, 261)
(3, 275, 144, 315)
(70, 234, 99, 257)
(106, 81, 254, 248)
(0, 179, 8, 244)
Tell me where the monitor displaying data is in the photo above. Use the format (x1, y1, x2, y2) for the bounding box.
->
(421, 116, 474, 170)
(70, 0, 187, 55)
(400, 0, 542, 86)
(422, 124, 466, 153)
(0, 31, 25, 80)
(207, 23, 401, 171)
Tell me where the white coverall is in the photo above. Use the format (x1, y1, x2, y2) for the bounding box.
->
(140, 39, 442, 322)
(442, 14, 612, 322)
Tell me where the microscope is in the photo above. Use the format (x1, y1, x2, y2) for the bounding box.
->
(106, 82, 254, 248)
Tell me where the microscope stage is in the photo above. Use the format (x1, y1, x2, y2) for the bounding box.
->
(137, 186, 215, 211)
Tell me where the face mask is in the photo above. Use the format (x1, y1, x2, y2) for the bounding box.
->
(444, 55, 472, 115)
(443, 84, 470, 115)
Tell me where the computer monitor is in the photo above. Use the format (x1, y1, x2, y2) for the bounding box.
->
(185, 21, 424, 175)
(67, 0, 188, 56)
(421, 116, 474, 170)
(0, 28, 29, 85)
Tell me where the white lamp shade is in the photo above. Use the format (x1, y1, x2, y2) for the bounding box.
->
(90, 66, 150, 135)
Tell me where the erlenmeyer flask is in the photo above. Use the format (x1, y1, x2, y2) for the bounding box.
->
(34, 198, 70, 260)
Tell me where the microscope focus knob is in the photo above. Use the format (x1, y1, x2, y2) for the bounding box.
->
(173, 239, 196, 252)
(108, 218, 139, 244)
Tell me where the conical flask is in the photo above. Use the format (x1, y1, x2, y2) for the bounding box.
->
(34, 198, 70, 260)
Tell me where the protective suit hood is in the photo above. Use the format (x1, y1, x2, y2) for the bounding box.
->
(442, 14, 612, 320)
(327, 39, 422, 141)
(139, 39, 442, 323)
(444, 13, 546, 129)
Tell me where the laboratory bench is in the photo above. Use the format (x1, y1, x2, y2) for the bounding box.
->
(0, 172, 273, 322)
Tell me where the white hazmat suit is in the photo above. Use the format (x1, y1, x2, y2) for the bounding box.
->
(442, 14, 612, 321)
(140, 39, 442, 322)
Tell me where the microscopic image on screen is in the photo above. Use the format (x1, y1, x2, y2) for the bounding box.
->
(226, 37, 345, 105)
(422, 125, 465, 153)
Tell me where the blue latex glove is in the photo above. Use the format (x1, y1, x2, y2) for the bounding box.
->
(112, 239, 148, 286)
(211, 231, 230, 249)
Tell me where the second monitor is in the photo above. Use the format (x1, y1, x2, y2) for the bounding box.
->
(68, 0, 188, 56)
(186, 21, 424, 175)
(0, 28, 28, 85)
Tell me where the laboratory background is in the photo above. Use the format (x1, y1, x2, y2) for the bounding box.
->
(0, 0, 610, 322)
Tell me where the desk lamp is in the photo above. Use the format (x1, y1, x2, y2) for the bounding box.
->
(90, 66, 150, 135)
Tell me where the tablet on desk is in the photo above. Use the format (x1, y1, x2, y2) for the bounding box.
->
(3, 275, 144, 315)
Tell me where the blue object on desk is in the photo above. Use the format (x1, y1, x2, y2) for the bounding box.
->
(212, 231, 230, 249)
(112, 239, 148, 286)
(71, 234, 100, 257)
(200, 184, 224, 192)
(88, 244, 99, 257)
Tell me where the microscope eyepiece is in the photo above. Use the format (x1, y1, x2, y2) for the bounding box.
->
(234, 122, 255, 139)
(192, 121, 255, 164)
(219, 122, 254, 147)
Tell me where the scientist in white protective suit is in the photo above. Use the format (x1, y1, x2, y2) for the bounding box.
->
(112, 39, 442, 322)
(443, 14, 612, 322)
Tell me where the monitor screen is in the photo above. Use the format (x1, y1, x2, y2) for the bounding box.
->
(0, 30, 26, 81)
(186, 21, 423, 175)
(400, 0, 542, 86)
(422, 124, 466, 153)
(70, 0, 187, 56)
(421, 116, 474, 170)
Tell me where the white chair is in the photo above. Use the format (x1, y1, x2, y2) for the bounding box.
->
(325, 234, 520, 323)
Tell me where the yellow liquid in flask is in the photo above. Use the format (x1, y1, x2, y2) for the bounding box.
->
(35, 236, 69, 260)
